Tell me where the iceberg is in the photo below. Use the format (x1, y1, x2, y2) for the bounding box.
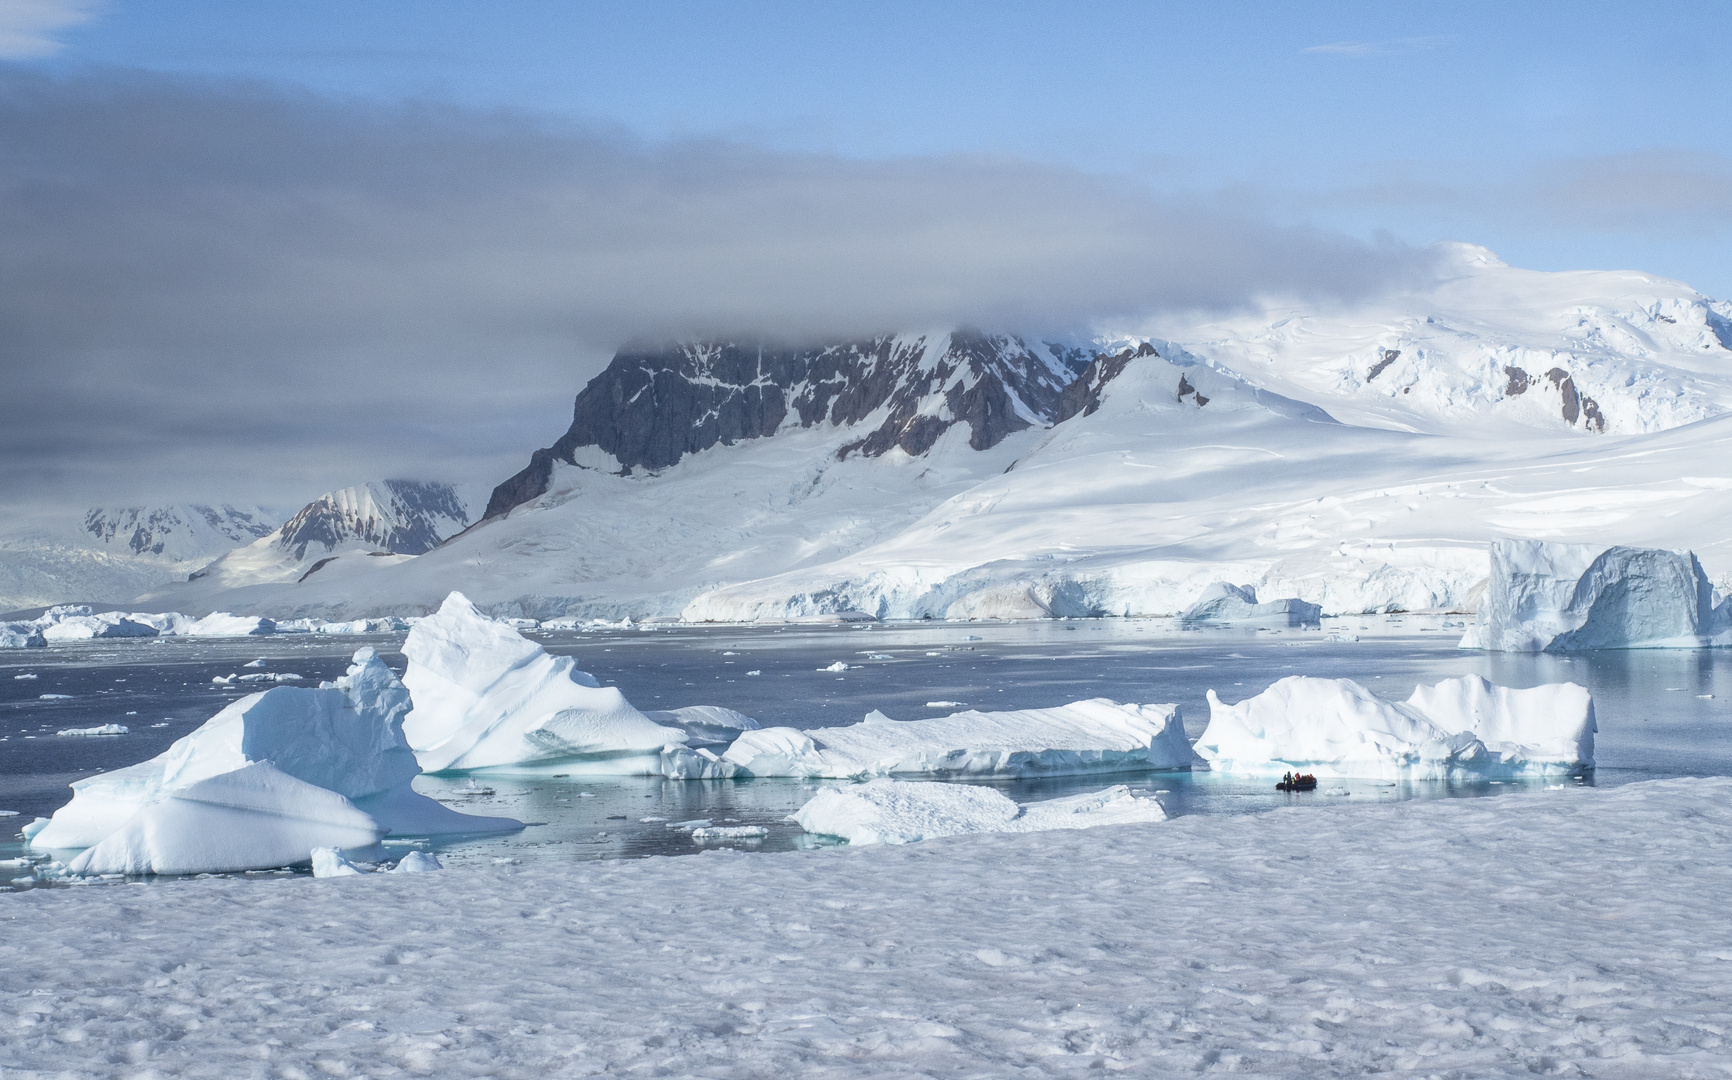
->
(30, 646, 519, 861)
(0, 622, 46, 648)
(794, 778, 1167, 845)
(66, 762, 387, 876)
(1181, 582, 1322, 628)
(1466, 539, 1720, 652)
(39, 611, 160, 641)
(1196, 674, 1595, 778)
(722, 699, 1199, 779)
(185, 613, 276, 637)
(644, 705, 760, 748)
(401, 592, 689, 773)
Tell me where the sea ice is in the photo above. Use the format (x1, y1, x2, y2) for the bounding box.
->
(57, 725, 128, 737)
(1465, 538, 1722, 651)
(66, 763, 387, 876)
(794, 778, 1166, 845)
(1181, 582, 1322, 628)
(400, 592, 688, 772)
(1197, 674, 1595, 778)
(30, 647, 519, 857)
(722, 699, 1199, 779)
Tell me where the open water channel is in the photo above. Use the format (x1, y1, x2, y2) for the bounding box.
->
(4, 613, 1731, 880)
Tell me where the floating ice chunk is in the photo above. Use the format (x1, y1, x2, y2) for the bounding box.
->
(0, 624, 46, 648)
(38, 693, 72, 700)
(185, 613, 276, 637)
(1196, 674, 1594, 778)
(690, 825, 768, 842)
(400, 592, 684, 773)
(311, 846, 365, 877)
(31, 647, 519, 852)
(67, 763, 387, 876)
(925, 700, 966, 708)
(57, 725, 128, 737)
(237, 672, 302, 683)
(13, 673, 37, 679)
(820, 661, 852, 672)
(1182, 583, 1322, 628)
(391, 850, 442, 872)
(795, 779, 1166, 845)
(243, 659, 266, 668)
(1468, 539, 1717, 652)
(723, 699, 1199, 779)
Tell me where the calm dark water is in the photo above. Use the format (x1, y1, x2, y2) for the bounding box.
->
(3, 614, 1729, 876)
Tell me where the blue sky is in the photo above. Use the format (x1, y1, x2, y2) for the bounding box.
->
(1, 1, 1728, 512)
(22, 0, 1732, 293)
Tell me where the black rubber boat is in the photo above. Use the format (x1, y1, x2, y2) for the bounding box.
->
(1275, 773, 1317, 792)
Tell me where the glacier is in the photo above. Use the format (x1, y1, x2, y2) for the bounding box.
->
(1464, 538, 1725, 651)
(794, 778, 1166, 845)
(1195, 674, 1595, 778)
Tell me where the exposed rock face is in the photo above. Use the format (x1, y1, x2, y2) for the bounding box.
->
(1500, 366, 1606, 433)
(1055, 341, 1157, 423)
(1366, 349, 1400, 381)
(485, 331, 1080, 520)
(83, 506, 277, 559)
(277, 481, 468, 560)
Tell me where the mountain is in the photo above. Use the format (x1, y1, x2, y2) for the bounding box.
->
(140, 250, 1732, 622)
(143, 481, 473, 606)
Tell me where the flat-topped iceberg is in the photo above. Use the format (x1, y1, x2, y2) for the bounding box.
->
(1197, 674, 1594, 778)
(1181, 583, 1322, 628)
(722, 699, 1199, 779)
(794, 778, 1167, 845)
(1465, 538, 1726, 652)
(30, 647, 519, 873)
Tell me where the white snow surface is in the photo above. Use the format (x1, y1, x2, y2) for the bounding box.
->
(722, 698, 1200, 779)
(1197, 674, 1595, 778)
(7, 777, 1732, 1077)
(29, 647, 519, 859)
(1467, 538, 1723, 651)
(795, 778, 1166, 845)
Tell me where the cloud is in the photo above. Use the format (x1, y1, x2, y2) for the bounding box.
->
(1303, 36, 1452, 57)
(0, 0, 97, 59)
(0, 70, 1442, 514)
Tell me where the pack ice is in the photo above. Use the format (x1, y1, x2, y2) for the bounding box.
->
(29, 647, 520, 875)
(723, 699, 1200, 779)
(400, 592, 748, 775)
(1181, 582, 1322, 627)
(1465, 538, 1729, 652)
(1197, 674, 1595, 778)
(795, 778, 1167, 845)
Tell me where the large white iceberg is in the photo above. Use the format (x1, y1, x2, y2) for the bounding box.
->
(39, 611, 161, 641)
(794, 778, 1167, 845)
(401, 592, 695, 773)
(30, 647, 518, 869)
(0, 622, 45, 648)
(1181, 583, 1322, 628)
(65, 763, 387, 877)
(1465, 539, 1724, 652)
(722, 699, 1199, 779)
(1196, 674, 1595, 778)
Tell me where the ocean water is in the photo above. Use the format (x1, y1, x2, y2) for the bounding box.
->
(4, 613, 1730, 876)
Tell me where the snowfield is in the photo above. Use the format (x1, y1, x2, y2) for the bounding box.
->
(5, 777, 1731, 1077)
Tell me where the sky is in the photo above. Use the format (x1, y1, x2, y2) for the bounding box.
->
(1, 0, 1729, 521)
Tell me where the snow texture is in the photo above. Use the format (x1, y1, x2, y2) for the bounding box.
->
(1180, 581, 1322, 627)
(29, 647, 518, 862)
(1197, 674, 1595, 778)
(7, 778, 1732, 1077)
(1467, 538, 1721, 651)
(795, 778, 1167, 845)
(722, 699, 1200, 779)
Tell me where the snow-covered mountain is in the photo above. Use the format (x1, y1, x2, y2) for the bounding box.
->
(126, 250, 1732, 622)
(0, 504, 280, 613)
(144, 481, 473, 606)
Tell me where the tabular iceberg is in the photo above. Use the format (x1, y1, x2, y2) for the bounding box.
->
(30, 647, 519, 873)
(1464, 538, 1726, 652)
(1181, 583, 1322, 628)
(722, 699, 1200, 779)
(1196, 674, 1595, 778)
(794, 778, 1167, 845)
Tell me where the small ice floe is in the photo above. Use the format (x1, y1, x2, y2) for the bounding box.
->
(238, 672, 302, 683)
(576, 791, 595, 798)
(243, 659, 266, 668)
(961, 635, 983, 641)
(667, 819, 712, 830)
(14, 673, 37, 680)
(37, 694, 72, 700)
(690, 825, 768, 842)
(925, 651, 942, 656)
(795, 779, 1166, 846)
(820, 661, 852, 672)
(745, 670, 761, 676)
(0, 811, 19, 818)
(312, 846, 364, 878)
(864, 653, 893, 660)
(210, 675, 236, 685)
(925, 701, 966, 708)
(57, 725, 128, 737)
(391, 850, 442, 873)
(639, 816, 668, 823)
(1700, 694, 1715, 700)
(1325, 633, 1359, 643)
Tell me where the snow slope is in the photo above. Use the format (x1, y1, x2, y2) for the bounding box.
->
(6, 777, 1731, 1077)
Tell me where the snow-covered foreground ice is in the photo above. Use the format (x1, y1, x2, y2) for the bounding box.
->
(723, 698, 1199, 778)
(1198, 674, 1595, 778)
(794, 778, 1166, 844)
(5, 777, 1731, 1077)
